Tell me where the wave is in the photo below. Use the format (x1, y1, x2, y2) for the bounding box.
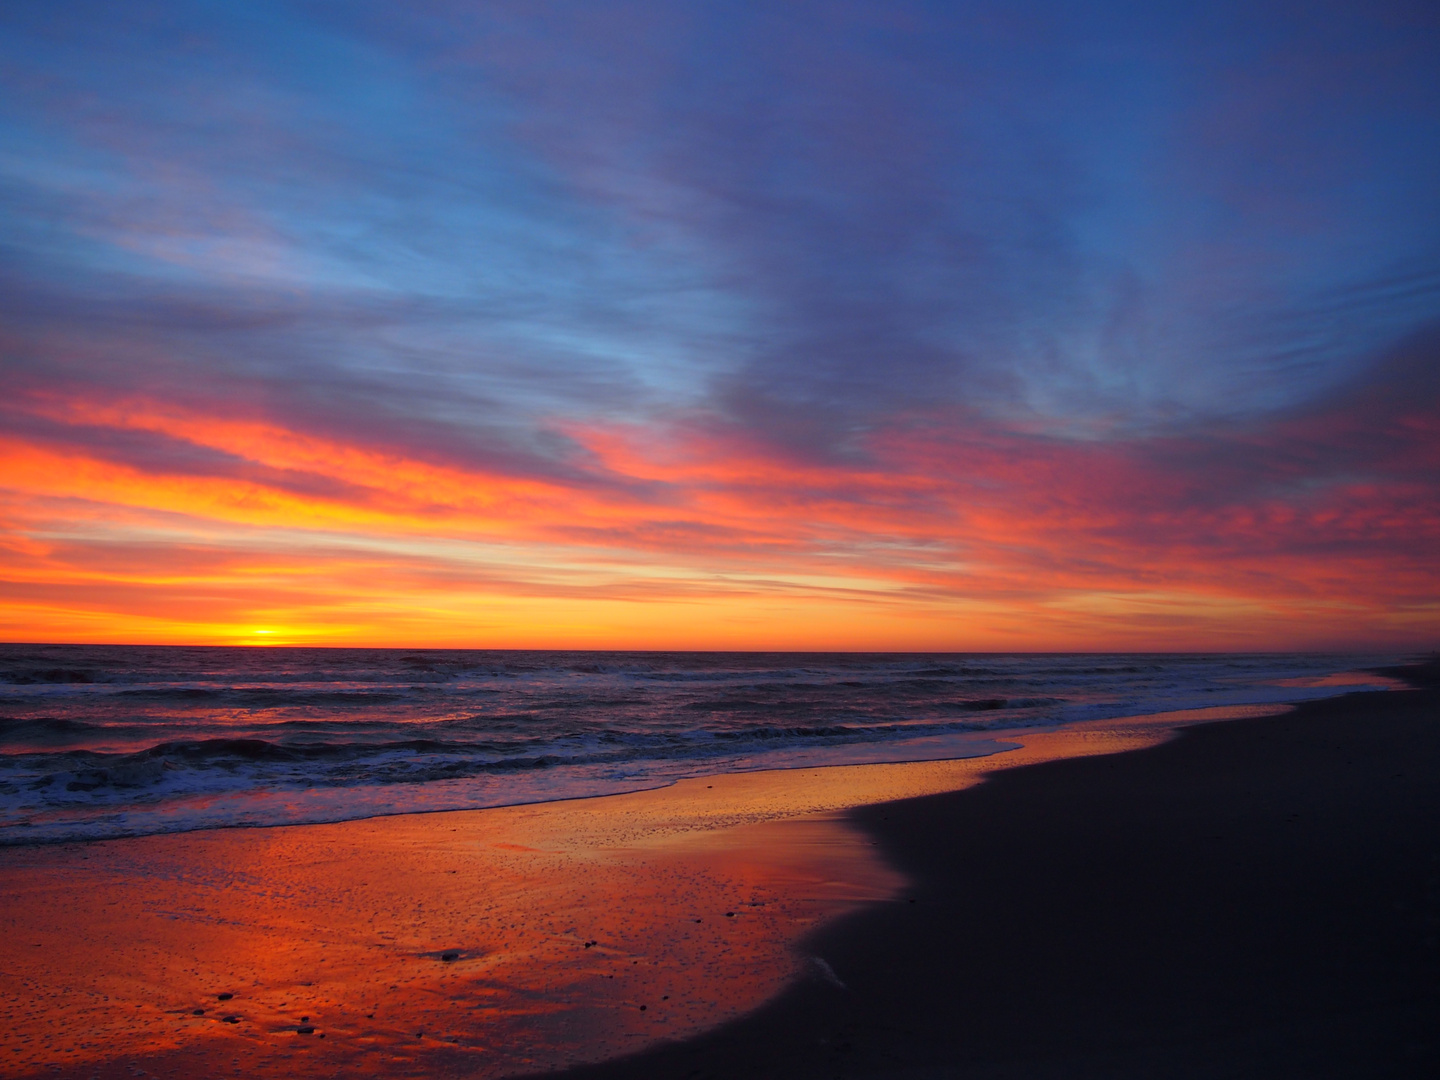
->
(111, 687, 417, 706)
(0, 716, 106, 748)
(0, 646, 1407, 845)
(1, 668, 96, 685)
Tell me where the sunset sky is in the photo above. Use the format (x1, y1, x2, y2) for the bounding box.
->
(2, 0, 1438, 650)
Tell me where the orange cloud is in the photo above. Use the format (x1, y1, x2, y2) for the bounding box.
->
(2, 366, 1437, 650)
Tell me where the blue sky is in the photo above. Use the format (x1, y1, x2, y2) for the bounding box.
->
(2, 0, 1438, 647)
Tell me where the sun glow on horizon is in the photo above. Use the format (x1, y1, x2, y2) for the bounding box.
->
(1, 2, 1436, 651)
(1, 386, 1437, 652)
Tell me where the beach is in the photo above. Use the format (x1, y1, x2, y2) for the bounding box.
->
(0, 671, 1434, 1077)
(547, 667, 1440, 1079)
(0, 702, 1227, 1079)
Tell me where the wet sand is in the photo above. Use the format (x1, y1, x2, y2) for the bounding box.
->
(0, 705, 1279, 1078)
(544, 677, 1440, 1079)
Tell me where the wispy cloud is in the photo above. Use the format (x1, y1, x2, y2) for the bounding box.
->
(2, 1, 1437, 647)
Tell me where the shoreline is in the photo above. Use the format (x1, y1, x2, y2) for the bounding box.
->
(2, 702, 1298, 1078)
(2, 647, 1405, 850)
(542, 668, 1440, 1079)
(6, 698, 1350, 850)
(1, 674, 1430, 1077)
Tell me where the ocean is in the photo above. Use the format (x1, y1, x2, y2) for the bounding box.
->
(0, 645, 1403, 845)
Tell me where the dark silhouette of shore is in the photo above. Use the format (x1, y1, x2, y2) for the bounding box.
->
(542, 663, 1440, 1078)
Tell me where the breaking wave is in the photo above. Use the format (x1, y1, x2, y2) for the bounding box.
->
(0, 645, 1403, 844)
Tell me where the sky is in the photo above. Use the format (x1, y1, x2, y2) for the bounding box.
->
(1, 0, 1438, 650)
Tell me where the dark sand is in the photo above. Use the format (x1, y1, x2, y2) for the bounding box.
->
(543, 675, 1440, 1079)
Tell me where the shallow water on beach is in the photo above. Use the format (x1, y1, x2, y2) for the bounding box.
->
(0, 710, 1281, 1080)
(0, 646, 1404, 844)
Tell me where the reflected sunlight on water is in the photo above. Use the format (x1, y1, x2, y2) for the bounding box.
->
(0, 703, 1288, 1078)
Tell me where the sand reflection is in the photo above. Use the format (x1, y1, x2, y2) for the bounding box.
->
(0, 703, 1285, 1078)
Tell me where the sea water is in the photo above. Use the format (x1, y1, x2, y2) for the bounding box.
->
(0, 645, 1404, 844)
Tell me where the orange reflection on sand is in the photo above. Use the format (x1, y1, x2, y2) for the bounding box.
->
(0, 805, 897, 1078)
(1269, 671, 1407, 689)
(0, 704, 1288, 1079)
